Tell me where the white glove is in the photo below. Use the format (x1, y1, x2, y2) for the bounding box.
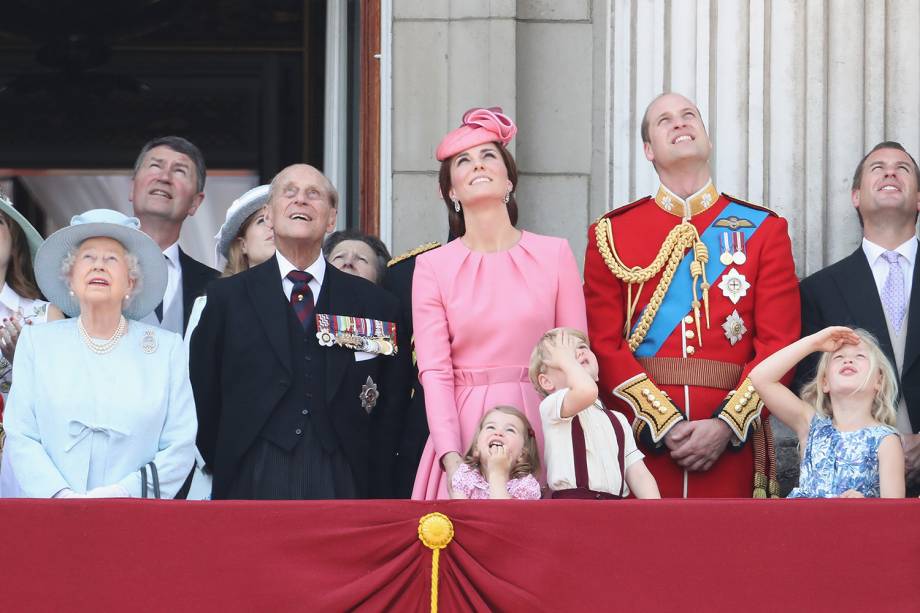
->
(85, 484, 131, 498)
(53, 488, 87, 499)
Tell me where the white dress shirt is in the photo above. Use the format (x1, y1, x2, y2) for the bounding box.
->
(276, 250, 325, 303)
(862, 236, 917, 301)
(540, 388, 644, 496)
(139, 241, 183, 334)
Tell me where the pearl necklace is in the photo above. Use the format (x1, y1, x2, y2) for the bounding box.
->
(78, 315, 127, 355)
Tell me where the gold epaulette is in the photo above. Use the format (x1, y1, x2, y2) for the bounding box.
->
(717, 377, 763, 442)
(613, 373, 684, 443)
(387, 241, 441, 267)
(721, 193, 778, 217)
(591, 196, 653, 227)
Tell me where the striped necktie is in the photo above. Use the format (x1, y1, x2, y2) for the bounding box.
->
(287, 270, 314, 330)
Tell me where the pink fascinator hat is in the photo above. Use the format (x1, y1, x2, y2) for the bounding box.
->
(435, 107, 517, 161)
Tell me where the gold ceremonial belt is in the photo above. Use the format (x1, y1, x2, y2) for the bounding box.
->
(636, 357, 742, 391)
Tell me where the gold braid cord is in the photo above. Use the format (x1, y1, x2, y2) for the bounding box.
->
(752, 418, 767, 498)
(595, 217, 710, 351)
(418, 512, 454, 613)
(717, 377, 763, 442)
(764, 416, 780, 498)
(613, 374, 684, 443)
(752, 415, 781, 498)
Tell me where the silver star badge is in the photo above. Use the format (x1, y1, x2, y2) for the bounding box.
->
(360, 376, 379, 413)
(661, 195, 674, 211)
(717, 268, 751, 305)
(722, 310, 747, 346)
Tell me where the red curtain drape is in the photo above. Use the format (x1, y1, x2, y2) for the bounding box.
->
(1, 499, 917, 612)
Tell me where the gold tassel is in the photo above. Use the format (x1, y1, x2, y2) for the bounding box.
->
(418, 512, 455, 613)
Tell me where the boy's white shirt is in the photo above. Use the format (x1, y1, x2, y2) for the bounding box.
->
(539, 387, 643, 496)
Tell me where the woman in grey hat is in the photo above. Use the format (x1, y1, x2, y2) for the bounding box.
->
(184, 184, 273, 349)
(0, 193, 63, 402)
(2, 209, 196, 498)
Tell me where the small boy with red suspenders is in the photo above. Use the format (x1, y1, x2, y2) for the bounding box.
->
(529, 328, 660, 499)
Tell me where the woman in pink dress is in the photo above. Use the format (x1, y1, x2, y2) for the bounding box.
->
(411, 108, 587, 500)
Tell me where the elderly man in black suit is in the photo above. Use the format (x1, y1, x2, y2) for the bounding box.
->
(190, 164, 404, 499)
(796, 141, 920, 494)
(130, 135, 219, 334)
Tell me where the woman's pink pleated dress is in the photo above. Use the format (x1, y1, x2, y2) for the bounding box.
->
(411, 231, 587, 500)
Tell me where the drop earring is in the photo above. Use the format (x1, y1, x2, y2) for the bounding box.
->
(452, 197, 461, 213)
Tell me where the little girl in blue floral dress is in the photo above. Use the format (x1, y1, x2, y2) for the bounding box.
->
(750, 326, 904, 498)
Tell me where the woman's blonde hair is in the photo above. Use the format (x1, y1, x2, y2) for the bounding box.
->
(463, 405, 540, 479)
(800, 328, 898, 426)
(221, 210, 263, 278)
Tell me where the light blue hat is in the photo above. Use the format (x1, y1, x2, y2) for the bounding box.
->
(0, 192, 43, 260)
(35, 209, 168, 319)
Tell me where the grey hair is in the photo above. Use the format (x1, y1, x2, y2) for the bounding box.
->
(60, 244, 144, 304)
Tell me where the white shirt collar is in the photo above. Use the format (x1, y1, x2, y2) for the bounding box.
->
(275, 249, 326, 286)
(0, 282, 22, 313)
(162, 242, 180, 269)
(862, 236, 918, 266)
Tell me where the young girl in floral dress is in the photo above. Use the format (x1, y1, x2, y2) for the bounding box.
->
(450, 406, 541, 500)
(750, 326, 904, 498)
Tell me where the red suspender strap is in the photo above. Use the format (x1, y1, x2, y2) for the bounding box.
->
(571, 415, 590, 489)
(601, 408, 626, 497)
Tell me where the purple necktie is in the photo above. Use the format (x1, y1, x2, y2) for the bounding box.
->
(287, 270, 314, 330)
(881, 251, 906, 333)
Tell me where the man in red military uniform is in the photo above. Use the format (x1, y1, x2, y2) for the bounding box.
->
(584, 93, 800, 497)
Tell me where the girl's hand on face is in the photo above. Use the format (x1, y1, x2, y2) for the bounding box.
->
(811, 326, 861, 353)
(482, 443, 513, 479)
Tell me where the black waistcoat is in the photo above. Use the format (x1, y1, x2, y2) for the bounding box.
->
(259, 296, 337, 453)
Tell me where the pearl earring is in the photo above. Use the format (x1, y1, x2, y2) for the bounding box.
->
(68, 290, 74, 297)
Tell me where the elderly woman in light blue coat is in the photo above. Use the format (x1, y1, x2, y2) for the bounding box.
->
(3, 209, 196, 498)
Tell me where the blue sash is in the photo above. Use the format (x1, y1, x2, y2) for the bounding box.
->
(633, 201, 769, 357)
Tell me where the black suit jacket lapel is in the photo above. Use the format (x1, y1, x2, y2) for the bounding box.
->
(903, 238, 920, 374)
(320, 265, 354, 402)
(831, 248, 897, 365)
(247, 255, 293, 375)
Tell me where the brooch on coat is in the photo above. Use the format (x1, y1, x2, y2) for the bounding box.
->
(314, 313, 398, 356)
(722, 310, 747, 346)
(717, 268, 751, 305)
(141, 329, 158, 354)
(360, 376, 379, 413)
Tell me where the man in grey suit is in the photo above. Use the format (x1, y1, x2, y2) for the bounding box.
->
(796, 141, 920, 494)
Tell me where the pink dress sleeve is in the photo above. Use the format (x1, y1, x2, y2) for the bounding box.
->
(507, 474, 542, 500)
(554, 239, 588, 332)
(411, 254, 463, 460)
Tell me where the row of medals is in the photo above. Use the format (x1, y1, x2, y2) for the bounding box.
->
(316, 330, 397, 356)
